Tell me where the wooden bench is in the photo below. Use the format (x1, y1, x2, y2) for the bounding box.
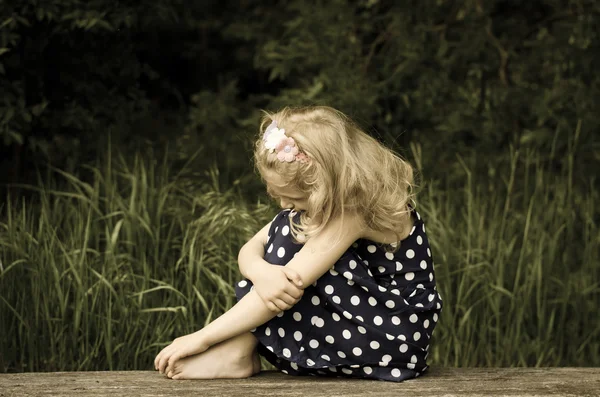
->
(1, 368, 598, 396)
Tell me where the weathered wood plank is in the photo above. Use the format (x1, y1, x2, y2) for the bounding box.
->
(0, 368, 598, 397)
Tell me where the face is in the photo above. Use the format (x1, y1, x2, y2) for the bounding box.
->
(263, 170, 309, 211)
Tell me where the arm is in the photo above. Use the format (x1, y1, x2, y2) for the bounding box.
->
(237, 221, 269, 281)
(238, 219, 304, 312)
(204, 213, 362, 343)
(155, 213, 362, 374)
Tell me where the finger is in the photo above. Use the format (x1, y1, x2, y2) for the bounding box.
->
(283, 284, 304, 300)
(166, 354, 180, 376)
(267, 301, 279, 312)
(274, 298, 291, 311)
(278, 292, 298, 306)
(282, 267, 303, 287)
(159, 351, 172, 374)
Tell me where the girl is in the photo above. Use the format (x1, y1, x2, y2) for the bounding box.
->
(154, 106, 442, 382)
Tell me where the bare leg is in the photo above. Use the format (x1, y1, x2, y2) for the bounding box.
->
(167, 332, 261, 380)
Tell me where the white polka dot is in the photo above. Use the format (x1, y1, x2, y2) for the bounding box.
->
(293, 312, 302, 321)
(281, 369, 288, 374)
(367, 245, 376, 253)
(356, 315, 364, 322)
(378, 285, 387, 292)
(238, 280, 248, 288)
(309, 339, 319, 349)
(405, 272, 415, 281)
(410, 226, 416, 235)
(341, 368, 353, 375)
(328, 366, 337, 373)
(382, 354, 392, 363)
(294, 331, 303, 341)
(307, 359, 315, 366)
(278, 328, 285, 337)
(267, 346, 274, 352)
(400, 344, 408, 353)
(343, 311, 353, 319)
(332, 313, 341, 321)
(290, 362, 298, 370)
(433, 313, 438, 322)
(391, 289, 400, 295)
(363, 366, 373, 374)
(311, 296, 320, 305)
(428, 294, 435, 302)
(352, 347, 362, 356)
(329, 268, 339, 276)
(326, 335, 335, 344)
(351, 296, 360, 305)
(398, 334, 406, 341)
(342, 330, 352, 339)
(406, 249, 415, 259)
(378, 266, 386, 273)
(422, 224, 426, 232)
(396, 261, 403, 271)
(281, 225, 290, 236)
(337, 351, 346, 358)
(370, 341, 380, 349)
(411, 355, 418, 363)
(420, 260, 427, 269)
(325, 285, 334, 294)
(332, 295, 341, 304)
(407, 363, 415, 369)
(283, 348, 291, 358)
(275, 226, 279, 233)
(424, 319, 430, 328)
(414, 332, 421, 341)
(311, 316, 324, 327)
(368, 297, 377, 306)
(416, 303, 424, 308)
(267, 244, 274, 253)
(321, 354, 330, 361)
(391, 368, 401, 377)
(410, 314, 418, 323)
(427, 248, 431, 257)
(357, 326, 367, 334)
(385, 252, 394, 260)
(392, 316, 401, 325)
(387, 333, 396, 341)
(385, 300, 395, 309)
(277, 247, 286, 258)
(265, 327, 271, 336)
(373, 316, 383, 326)
(349, 260, 357, 269)
(417, 235, 423, 245)
(437, 302, 441, 309)
(429, 272, 434, 281)
(343, 271, 353, 280)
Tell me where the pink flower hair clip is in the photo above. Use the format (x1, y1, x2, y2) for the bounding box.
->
(263, 120, 310, 163)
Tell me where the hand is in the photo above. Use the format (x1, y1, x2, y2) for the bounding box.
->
(251, 264, 304, 312)
(154, 331, 209, 376)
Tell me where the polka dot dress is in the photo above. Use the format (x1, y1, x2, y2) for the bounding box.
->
(235, 208, 443, 382)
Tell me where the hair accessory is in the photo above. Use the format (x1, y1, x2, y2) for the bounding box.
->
(263, 120, 310, 163)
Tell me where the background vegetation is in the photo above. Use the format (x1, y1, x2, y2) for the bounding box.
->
(0, 0, 598, 372)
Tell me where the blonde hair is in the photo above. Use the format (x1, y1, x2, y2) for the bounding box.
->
(253, 105, 415, 251)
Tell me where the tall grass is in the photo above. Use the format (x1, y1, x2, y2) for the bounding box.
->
(0, 149, 271, 372)
(0, 140, 598, 371)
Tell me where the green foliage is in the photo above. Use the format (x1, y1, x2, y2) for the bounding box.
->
(0, 148, 273, 371)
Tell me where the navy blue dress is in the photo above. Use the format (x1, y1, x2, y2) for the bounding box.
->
(235, 208, 442, 382)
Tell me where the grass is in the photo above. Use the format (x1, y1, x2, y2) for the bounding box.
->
(0, 140, 598, 372)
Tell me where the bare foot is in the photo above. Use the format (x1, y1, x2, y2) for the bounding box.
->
(167, 333, 258, 380)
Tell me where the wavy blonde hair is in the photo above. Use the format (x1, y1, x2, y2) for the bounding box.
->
(253, 106, 415, 251)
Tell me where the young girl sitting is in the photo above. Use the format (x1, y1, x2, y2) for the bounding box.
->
(154, 106, 442, 382)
